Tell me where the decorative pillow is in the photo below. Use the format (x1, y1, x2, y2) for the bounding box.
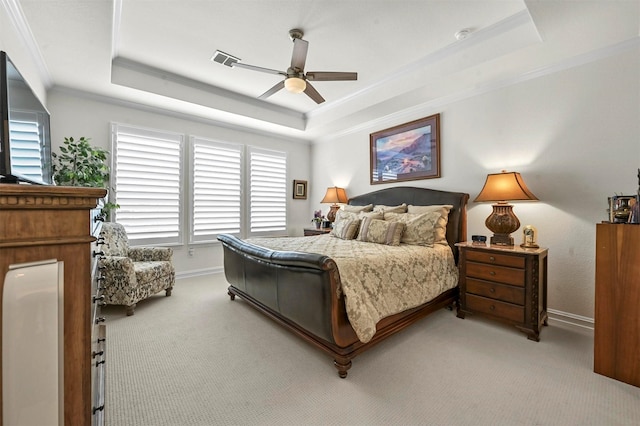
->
(334, 210, 384, 239)
(357, 217, 405, 246)
(373, 203, 408, 213)
(407, 204, 452, 216)
(330, 218, 360, 240)
(336, 209, 383, 221)
(384, 211, 441, 246)
(406, 205, 453, 244)
(343, 204, 373, 213)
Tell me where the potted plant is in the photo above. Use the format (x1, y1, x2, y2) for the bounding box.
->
(52, 136, 119, 219)
(311, 210, 325, 229)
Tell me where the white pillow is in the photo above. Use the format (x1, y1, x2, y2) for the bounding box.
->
(373, 203, 408, 213)
(343, 204, 373, 213)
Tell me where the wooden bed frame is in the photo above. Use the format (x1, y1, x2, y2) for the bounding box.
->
(218, 186, 469, 378)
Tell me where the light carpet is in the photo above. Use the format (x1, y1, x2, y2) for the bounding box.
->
(103, 274, 640, 426)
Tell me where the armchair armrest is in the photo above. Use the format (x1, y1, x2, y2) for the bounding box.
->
(99, 256, 137, 287)
(128, 247, 173, 262)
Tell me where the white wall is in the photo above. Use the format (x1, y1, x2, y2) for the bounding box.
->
(46, 90, 312, 276)
(310, 47, 640, 320)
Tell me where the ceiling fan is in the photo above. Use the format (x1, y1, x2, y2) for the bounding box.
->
(231, 28, 357, 104)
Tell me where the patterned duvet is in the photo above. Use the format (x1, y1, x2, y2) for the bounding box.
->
(246, 235, 459, 343)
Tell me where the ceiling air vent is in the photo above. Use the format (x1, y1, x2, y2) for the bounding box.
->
(211, 50, 240, 67)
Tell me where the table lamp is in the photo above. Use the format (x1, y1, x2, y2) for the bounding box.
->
(321, 186, 348, 222)
(474, 171, 538, 246)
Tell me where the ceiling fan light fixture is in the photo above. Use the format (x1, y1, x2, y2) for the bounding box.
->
(284, 77, 306, 94)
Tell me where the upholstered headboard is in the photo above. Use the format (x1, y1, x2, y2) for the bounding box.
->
(348, 186, 469, 262)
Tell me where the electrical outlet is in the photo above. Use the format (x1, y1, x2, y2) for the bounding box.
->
(188, 248, 195, 257)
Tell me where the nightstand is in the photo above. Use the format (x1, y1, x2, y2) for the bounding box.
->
(456, 242, 548, 341)
(303, 227, 332, 236)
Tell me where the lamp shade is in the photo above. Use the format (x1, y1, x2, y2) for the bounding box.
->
(321, 187, 348, 223)
(284, 77, 306, 94)
(321, 187, 348, 204)
(474, 171, 538, 202)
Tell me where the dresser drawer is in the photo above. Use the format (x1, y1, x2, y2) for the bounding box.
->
(466, 262, 525, 286)
(466, 278, 525, 305)
(466, 250, 525, 268)
(466, 294, 524, 323)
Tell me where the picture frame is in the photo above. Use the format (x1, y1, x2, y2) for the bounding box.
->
(370, 113, 440, 184)
(293, 180, 307, 200)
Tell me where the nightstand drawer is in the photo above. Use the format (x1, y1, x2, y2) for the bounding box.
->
(466, 250, 525, 269)
(466, 294, 524, 323)
(466, 278, 525, 305)
(466, 262, 525, 286)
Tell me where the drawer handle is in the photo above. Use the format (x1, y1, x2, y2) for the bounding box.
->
(489, 256, 495, 261)
(489, 271, 496, 276)
(489, 305, 495, 311)
(489, 288, 495, 293)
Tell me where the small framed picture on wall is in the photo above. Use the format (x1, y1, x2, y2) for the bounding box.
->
(293, 180, 307, 200)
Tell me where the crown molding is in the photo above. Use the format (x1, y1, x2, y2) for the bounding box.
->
(1, 0, 52, 87)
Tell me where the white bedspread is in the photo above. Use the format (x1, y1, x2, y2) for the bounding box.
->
(246, 235, 458, 343)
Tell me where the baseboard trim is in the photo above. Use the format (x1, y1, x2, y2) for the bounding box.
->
(547, 308, 594, 332)
(176, 267, 223, 280)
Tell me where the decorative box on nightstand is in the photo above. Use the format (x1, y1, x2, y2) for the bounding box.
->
(456, 242, 548, 341)
(303, 227, 332, 236)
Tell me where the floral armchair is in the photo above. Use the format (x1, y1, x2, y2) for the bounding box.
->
(98, 222, 175, 316)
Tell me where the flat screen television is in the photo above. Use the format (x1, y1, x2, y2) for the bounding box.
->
(0, 51, 52, 184)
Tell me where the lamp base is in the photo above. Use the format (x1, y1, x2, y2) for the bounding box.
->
(326, 204, 341, 222)
(485, 202, 519, 247)
(490, 234, 514, 246)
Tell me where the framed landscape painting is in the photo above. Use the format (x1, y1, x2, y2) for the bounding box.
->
(370, 113, 440, 184)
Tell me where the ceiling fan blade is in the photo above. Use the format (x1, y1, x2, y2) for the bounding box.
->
(290, 38, 308, 71)
(306, 71, 358, 81)
(303, 82, 325, 104)
(258, 80, 285, 99)
(232, 62, 286, 76)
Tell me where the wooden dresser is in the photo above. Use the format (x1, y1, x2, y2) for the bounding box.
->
(0, 184, 107, 425)
(594, 223, 640, 387)
(456, 242, 548, 341)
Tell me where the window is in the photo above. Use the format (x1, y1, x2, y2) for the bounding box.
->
(111, 123, 183, 246)
(190, 137, 242, 242)
(248, 147, 287, 236)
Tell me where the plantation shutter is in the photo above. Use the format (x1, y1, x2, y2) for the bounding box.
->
(112, 123, 183, 246)
(8, 112, 45, 182)
(248, 146, 287, 236)
(190, 137, 242, 242)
